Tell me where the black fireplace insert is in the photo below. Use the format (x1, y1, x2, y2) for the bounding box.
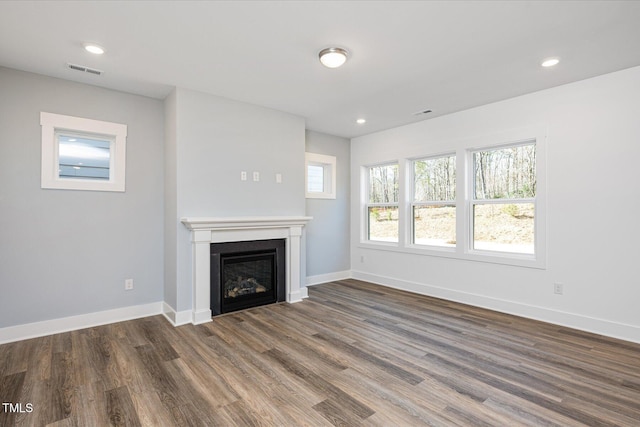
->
(210, 239, 285, 315)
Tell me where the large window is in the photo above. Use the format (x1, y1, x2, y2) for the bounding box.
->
(360, 128, 544, 268)
(471, 142, 536, 254)
(412, 154, 456, 247)
(367, 163, 399, 242)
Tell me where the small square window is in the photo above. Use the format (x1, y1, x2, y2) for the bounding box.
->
(307, 164, 325, 193)
(41, 112, 127, 192)
(57, 132, 112, 180)
(305, 152, 336, 199)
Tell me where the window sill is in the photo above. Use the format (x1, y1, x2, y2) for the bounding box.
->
(357, 241, 545, 269)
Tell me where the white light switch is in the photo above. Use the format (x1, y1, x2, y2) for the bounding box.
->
(276, 173, 282, 183)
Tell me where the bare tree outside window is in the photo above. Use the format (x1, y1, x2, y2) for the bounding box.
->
(414, 155, 456, 202)
(472, 143, 536, 254)
(413, 155, 456, 247)
(368, 164, 399, 242)
(369, 164, 399, 203)
(474, 144, 536, 199)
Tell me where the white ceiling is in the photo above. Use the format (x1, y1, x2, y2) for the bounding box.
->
(1, 1, 640, 138)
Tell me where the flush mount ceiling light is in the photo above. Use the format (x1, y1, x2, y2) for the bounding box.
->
(356, 118, 366, 124)
(83, 43, 105, 55)
(541, 57, 560, 67)
(319, 47, 348, 68)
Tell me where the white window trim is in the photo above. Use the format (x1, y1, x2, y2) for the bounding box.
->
(410, 153, 457, 250)
(359, 126, 547, 269)
(41, 112, 127, 192)
(305, 152, 336, 199)
(364, 161, 400, 244)
(463, 134, 545, 268)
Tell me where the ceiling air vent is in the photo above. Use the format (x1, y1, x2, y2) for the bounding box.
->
(412, 109, 432, 116)
(67, 63, 103, 76)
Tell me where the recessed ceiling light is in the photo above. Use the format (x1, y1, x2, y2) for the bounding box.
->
(319, 47, 348, 68)
(541, 57, 560, 67)
(356, 118, 366, 124)
(84, 43, 105, 55)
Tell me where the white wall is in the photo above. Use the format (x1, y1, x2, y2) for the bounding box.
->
(305, 130, 350, 283)
(351, 66, 640, 343)
(165, 88, 306, 313)
(0, 67, 164, 329)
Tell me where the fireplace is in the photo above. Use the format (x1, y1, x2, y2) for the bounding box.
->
(179, 216, 312, 325)
(210, 239, 285, 315)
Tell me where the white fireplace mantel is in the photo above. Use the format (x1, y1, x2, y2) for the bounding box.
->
(181, 216, 312, 324)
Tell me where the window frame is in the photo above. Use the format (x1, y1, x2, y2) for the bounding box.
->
(40, 112, 127, 192)
(468, 140, 537, 257)
(410, 153, 457, 250)
(305, 152, 336, 199)
(365, 162, 400, 244)
(358, 126, 546, 269)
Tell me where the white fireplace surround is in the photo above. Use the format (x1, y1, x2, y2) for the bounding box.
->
(181, 216, 312, 324)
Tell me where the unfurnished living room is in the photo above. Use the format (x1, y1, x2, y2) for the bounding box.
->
(1, 1, 640, 426)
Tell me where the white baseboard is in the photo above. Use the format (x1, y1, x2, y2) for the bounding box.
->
(7, 272, 637, 345)
(306, 270, 352, 286)
(0, 302, 163, 344)
(351, 270, 640, 345)
(162, 302, 192, 327)
(288, 287, 309, 303)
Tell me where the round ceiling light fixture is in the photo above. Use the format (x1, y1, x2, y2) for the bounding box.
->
(319, 47, 348, 68)
(541, 57, 560, 67)
(84, 43, 105, 55)
(356, 118, 366, 124)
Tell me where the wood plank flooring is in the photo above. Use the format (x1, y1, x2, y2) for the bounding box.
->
(2, 279, 640, 426)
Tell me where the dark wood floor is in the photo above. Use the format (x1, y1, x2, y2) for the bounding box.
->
(2, 279, 640, 426)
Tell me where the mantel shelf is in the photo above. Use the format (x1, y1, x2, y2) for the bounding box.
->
(181, 216, 312, 230)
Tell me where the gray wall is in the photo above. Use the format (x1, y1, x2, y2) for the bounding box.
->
(305, 130, 350, 278)
(0, 67, 164, 328)
(166, 88, 306, 312)
(163, 89, 178, 310)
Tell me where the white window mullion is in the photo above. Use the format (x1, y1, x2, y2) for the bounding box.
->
(458, 149, 469, 255)
(397, 159, 408, 248)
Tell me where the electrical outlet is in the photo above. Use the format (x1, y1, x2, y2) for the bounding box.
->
(554, 282, 563, 295)
(125, 279, 134, 290)
(240, 171, 247, 181)
(253, 171, 260, 182)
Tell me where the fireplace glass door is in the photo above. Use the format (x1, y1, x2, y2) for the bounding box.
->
(211, 239, 285, 315)
(220, 251, 277, 313)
